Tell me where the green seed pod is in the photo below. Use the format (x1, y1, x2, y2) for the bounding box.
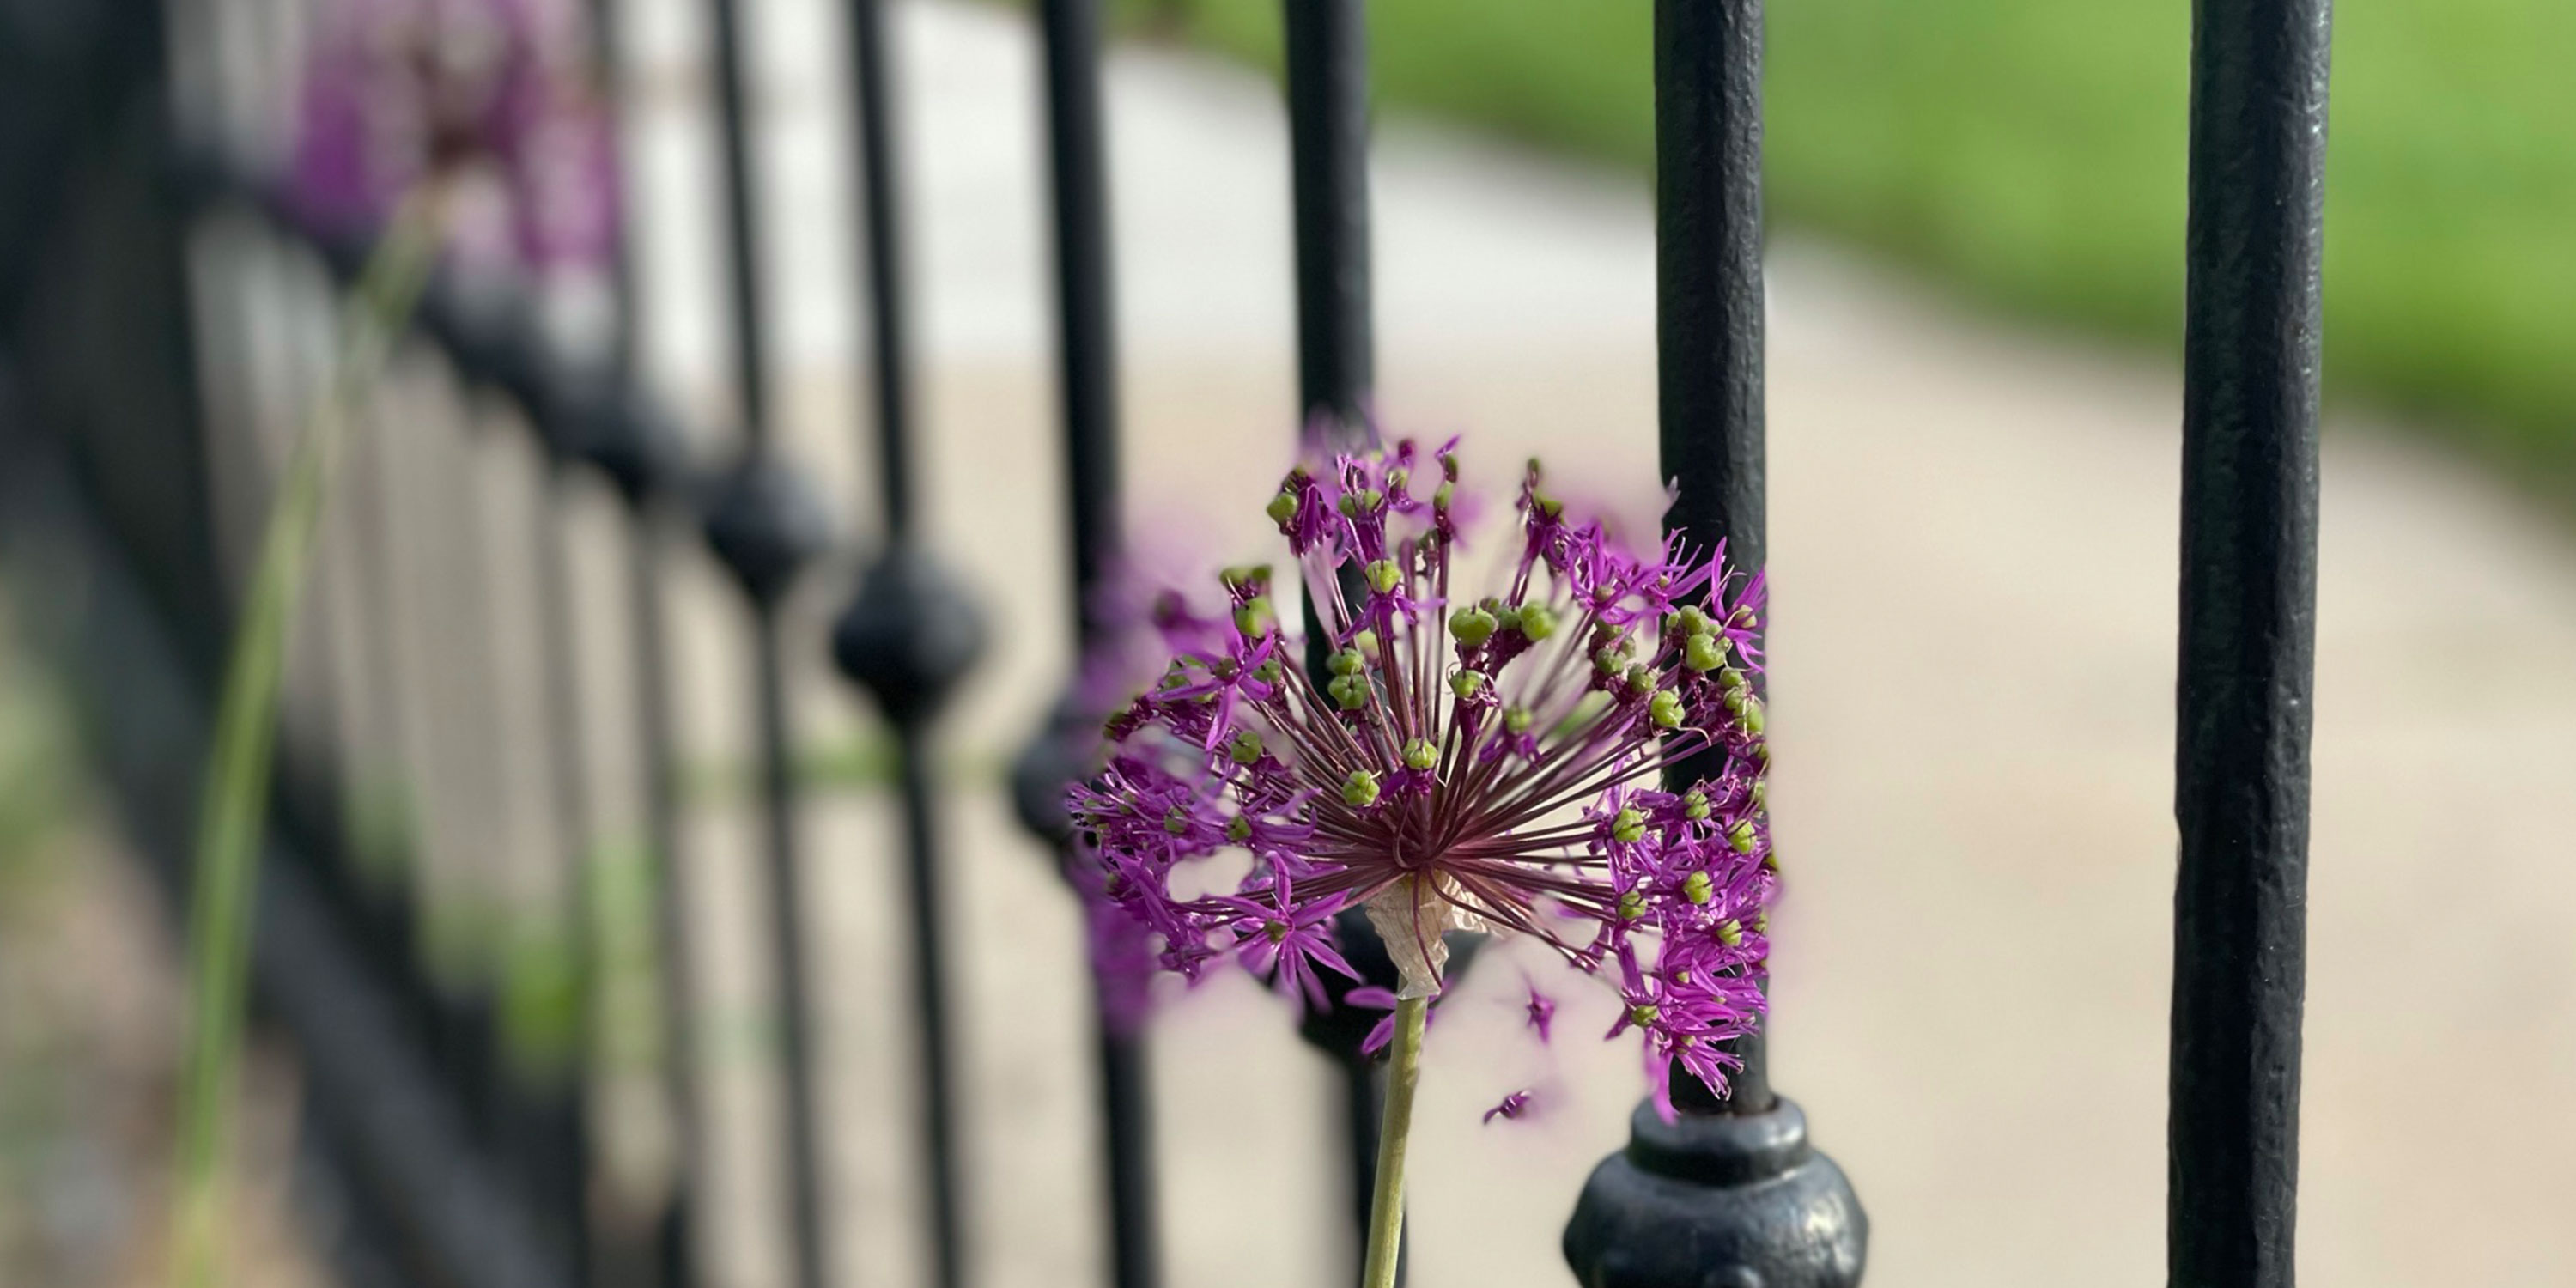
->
(1504, 705, 1534, 734)
(1449, 670, 1487, 700)
(1253, 659, 1285, 685)
(1449, 605, 1498, 647)
(1329, 673, 1370, 710)
(1737, 699, 1765, 736)
(1386, 467, 1409, 494)
(1649, 690, 1685, 729)
(1493, 603, 1524, 635)
(1727, 818, 1759, 854)
(1341, 769, 1381, 808)
(1353, 629, 1381, 660)
(1611, 807, 1647, 844)
(1618, 890, 1647, 921)
(1629, 1002, 1659, 1026)
(1328, 647, 1367, 677)
(1402, 738, 1439, 770)
(1625, 663, 1657, 694)
(1226, 816, 1253, 843)
(1266, 490, 1297, 526)
(1683, 789, 1711, 821)
(1516, 603, 1557, 641)
(1232, 596, 1273, 635)
(1220, 564, 1268, 592)
(1230, 728, 1263, 766)
(1683, 871, 1714, 905)
(1722, 687, 1748, 715)
(1685, 633, 1726, 672)
(1163, 807, 1191, 836)
(1674, 605, 1714, 638)
(1716, 918, 1743, 947)
(1364, 559, 1402, 594)
(1433, 481, 1454, 511)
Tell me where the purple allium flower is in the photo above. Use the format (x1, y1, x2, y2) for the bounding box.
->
(289, 0, 619, 273)
(1482, 1089, 1536, 1126)
(1067, 436, 1778, 1117)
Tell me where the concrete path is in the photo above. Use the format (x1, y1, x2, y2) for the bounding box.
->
(593, 3, 2576, 1286)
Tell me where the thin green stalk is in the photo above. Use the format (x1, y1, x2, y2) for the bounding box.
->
(170, 202, 440, 1288)
(1360, 993, 1429, 1288)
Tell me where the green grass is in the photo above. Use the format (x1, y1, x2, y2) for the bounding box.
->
(1117, 0, 2576, 488)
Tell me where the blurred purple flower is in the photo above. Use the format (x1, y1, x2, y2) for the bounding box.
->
(1066, 435, 1779, 1119)
(290, 0, 619, 272)
(1522, 981, 1557, 1045)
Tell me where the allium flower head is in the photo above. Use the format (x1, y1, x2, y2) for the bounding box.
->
(1068, 436, 1778, 1115)
(290, 0, 619, 272)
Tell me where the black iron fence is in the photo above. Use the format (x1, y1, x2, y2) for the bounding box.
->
(0, 0, 2327, 1285)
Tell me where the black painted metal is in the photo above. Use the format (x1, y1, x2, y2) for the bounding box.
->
(2170, 3, 2330, 1286)
(828, 547, 986, 1288)
(702, 2, 833, 1287)
(831, 5, 986, 1287)
(1565, 1101, 1865, 1288)
(1564, 2, 1866, 1283)
(1279, 0, 1397, 1273)
(1027, 1, 1161, 1284)
(1283, 0, 1373, 436)
(846, 0, 921, 532)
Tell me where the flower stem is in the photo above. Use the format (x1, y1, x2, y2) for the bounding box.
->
(170, 197, 440, 1288)
(1360, 993, 1429, 1288)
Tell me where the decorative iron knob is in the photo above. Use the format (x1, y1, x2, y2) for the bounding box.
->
(702, 457, 832, 606)
(829, 544, 987, 727)
(1564, 1097, 1865, 1288)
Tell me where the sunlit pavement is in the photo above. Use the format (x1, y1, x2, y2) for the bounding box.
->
(610, 3, 2576, 1285)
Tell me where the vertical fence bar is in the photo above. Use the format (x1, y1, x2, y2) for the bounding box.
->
(1284, 0, 1371, 438)
(1279, 3, 1394, 1278)
(1279, 1, 1392, 1277)
(828, 6, 986, 1288)
(1560, 2, 1866, 1282)
(1652, 0, 1771, 1115)
(699, 1, 835, 1286)
(1030, 2, 1159, 1286)
(576, 0, 705, 1279)
(574, 0, 707, 1277)
(2169, 2, 2330, 1285)
(845, 0, 916, 532)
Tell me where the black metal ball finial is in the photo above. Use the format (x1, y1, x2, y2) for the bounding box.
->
(702, 457, 833, 606)
(829, 545, 987, 727)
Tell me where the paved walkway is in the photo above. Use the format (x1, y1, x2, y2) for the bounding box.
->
(600, 3, 2576, 1286)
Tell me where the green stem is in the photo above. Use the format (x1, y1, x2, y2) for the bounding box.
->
(170, 201, 441, 1288)
(1360, 993, 1430, 1288)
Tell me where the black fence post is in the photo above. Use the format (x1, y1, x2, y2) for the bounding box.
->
(570, 0, 705, 1281)
(1278, 3, 1406, 1282)
(824, 5, 988, 1288)
(1016, 1, 1163, 1285)
(1562, 2, 1866, 1284)
(2168, 3, 2330, 1286)
(696, 3, 838, 1288)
